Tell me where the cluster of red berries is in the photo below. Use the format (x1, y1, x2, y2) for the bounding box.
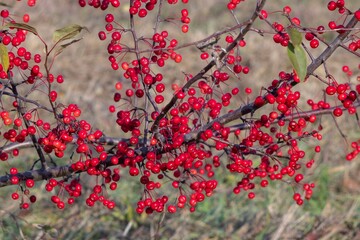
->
(8, 167, 36, 209)
(327, 0, 348, 14)
(36, 104, 104, 158)
(227, 0, 245, 10)
(129, 0, 158, 18)
(346, 140, 360, 161)
(271, 1, 360, 52)
(78, 0, 120, 9)
(270, 12, 323, 49)
(0, 0, 359, 215)
(323, 73, 358, 116)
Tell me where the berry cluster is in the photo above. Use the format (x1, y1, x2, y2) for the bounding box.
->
(78, 0, 120, 9)
(0, 0, 359, 215)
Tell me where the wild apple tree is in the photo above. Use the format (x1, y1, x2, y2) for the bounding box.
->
(0, 0, 359, 214)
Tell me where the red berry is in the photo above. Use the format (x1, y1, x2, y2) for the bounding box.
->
(1, 10, 9, 18)
(294, 174, 303, 183)
(333, 107, 343, 117)
(30, 195, 37, 203)
(327, 1, 337, 11)
(355, 10, 360, 21)
(105, 14, 114, 22)
(291, 17, 301, 26)
(283, 6, 291, 14)
(328, 21, 337, 29)
(310, 39, 319, 48)
(26, 179, 35, 188)
(259, 10, 268, 19)
(22, 203, 30, 209)
(138, 9, 147, 18)
(12, 192, 19, 200)
(167, 205, 177, 213)
(248, 192, 255, 199)
(27, 0, 36, 7)
(23, 14, 30, 22)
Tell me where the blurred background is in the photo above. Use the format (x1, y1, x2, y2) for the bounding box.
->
(0, 0, 359, 239)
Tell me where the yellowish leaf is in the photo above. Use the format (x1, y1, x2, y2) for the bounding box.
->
(0, 43, 10, 72)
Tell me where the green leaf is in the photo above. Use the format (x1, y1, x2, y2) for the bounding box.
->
(0, 43, 9, 72)
(52, 24, 87, 43)
(287, 27, 302, 46)
(4, 22, 38, 35)
(53, 38, 83, 56)
(287, 42, 307, 81)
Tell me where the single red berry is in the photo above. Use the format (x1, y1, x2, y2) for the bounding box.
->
(167, 205, 177, 213)
(23, 14, 30, 22)
(181, 24, 189, 33)
(27, 0, 36, 7)
(310, 39, 319, 48)
(294, 174, 303, 183)
(327, 1, 337, 11)
(105, 14, 114, 22)
(12, 192, 19, 200)
(355, 10, 360, 21)
(138, 9, 147, 18)
(111, 0, 120, 7)
(291, 17, 301, 26)
(260, 180, 268, 187)
(29, 195, 37, 203)
(328, 21, 337, 29)
(248, 192, 255, 199)
(333, 107, 343, 117)
(10, 167, 18, 175)
(22, 203, 30, 209)
(283, 6, 291, 14)
(259, 10, 268, 19)
(57, 201, 65, 209)
(304, 33, 314, 41)
(26, 179, 35, 188)
(1, 10, 9, 18)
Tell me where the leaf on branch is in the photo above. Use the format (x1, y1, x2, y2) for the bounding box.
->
(53, 38, 83, 57)
(0, 2, 13, 7)
(52, 24, 88, 43)
(287, 27, 302, 46)
(0, 43, 9, 72)
(4, 22, 38, 35)
(287, 42, 307, 82)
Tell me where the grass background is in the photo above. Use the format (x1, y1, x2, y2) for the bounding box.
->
(0, 0, 359, 239)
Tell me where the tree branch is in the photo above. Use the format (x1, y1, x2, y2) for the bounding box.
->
(0, 164, 75, 187)
(227, 101, 360, 132)
(151, 0, 267, 134)
(183, 12, 359, 143)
